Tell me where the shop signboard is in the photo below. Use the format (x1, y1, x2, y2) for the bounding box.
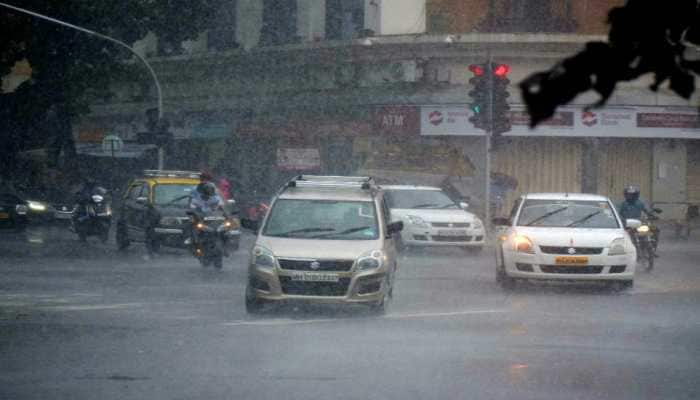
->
(420, 106, 480, 136)
(419, 105, 700, 138)
(372, 106, 420, 136)
(277, 148, 321, 171)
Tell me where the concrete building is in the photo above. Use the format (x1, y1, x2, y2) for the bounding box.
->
(76, 0, 700, 221)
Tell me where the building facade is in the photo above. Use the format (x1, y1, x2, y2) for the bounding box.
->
(76, 0, 700, 219)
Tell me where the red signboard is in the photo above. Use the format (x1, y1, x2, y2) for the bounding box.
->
(372, 106, 420, 136)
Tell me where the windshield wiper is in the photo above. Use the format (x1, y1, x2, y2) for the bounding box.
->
(565, 211, 602, 227)
(438, 203, 458, 209)
(163, 195, 190, 205)
(524, 206, 569, 226)
(412, 203, 439, 209)
(312, 226, 373, 238)
(269, 227, 335, 237)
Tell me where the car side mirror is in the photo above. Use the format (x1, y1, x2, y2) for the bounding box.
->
(136, 196, 148, 205)
(387, 220, 404, 235)
(459, 201, 469, 210)
(625, 219, 642, 229)
(492, 217, 510, 226)
(652, 208, 663, 214)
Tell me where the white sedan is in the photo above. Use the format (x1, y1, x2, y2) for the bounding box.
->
(494, 193, 637, 289)
(382, 185, 486, 250)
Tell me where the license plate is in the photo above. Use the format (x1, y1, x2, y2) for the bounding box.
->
(555, 256, 589, 265)
(0, 212, 8, 219)
(437, 229, 467, 236)
(291, 273, 339, 282)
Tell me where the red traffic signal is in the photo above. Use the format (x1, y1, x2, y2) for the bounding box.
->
(468, 64, 484, 76)
(493, 63, 510, 78)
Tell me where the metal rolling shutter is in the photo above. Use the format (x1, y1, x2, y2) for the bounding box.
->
(492, 137, 582, 212)
(687, 142, 700, 203)
(597, 139, 653, 203)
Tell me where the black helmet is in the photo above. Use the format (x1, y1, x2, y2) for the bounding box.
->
(197, 182, 216, 200)
(623, 185, 640, 202)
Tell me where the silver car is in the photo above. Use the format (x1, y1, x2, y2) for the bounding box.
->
(245, 176, 403, 314)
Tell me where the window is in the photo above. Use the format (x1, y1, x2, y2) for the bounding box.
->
(127, 184, 144, 201)
(259, 0, 298, 46)
(473, 0, 576, 33)
(209, 0, 239, 51)
(263, 199, 379, 240)
(516, 199, 620, 229)
(385, 190, 458, 210)
(325, 0, 365, 40)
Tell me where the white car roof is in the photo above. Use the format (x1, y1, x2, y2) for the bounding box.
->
(522, 193, 612, 202)
(380, 185, 442, 191)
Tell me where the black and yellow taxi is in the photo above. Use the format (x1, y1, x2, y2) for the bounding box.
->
(115, 170, 241, 253)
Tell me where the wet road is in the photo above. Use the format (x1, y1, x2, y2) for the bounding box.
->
(1, 225, 700, 400)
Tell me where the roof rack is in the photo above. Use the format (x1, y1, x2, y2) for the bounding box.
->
(143, 170, 201, 179)
(286, 175, 375, 190)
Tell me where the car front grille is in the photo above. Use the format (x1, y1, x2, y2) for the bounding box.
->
(279, 277, 351, 296)
(539, 246, 603, 255)
(278, 259, 354, 272)
(540, 265, 604, 274)
(432, 235, 472, 242)
(431, 222, 470, 228)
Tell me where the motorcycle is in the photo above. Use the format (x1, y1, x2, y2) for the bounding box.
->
(628, 211, 661, 271)
(188, 209, 237, 269)
(71, 187, 112, 242)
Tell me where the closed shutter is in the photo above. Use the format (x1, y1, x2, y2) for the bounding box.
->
(492, 137, 582, 213)
(597, 139, 653, 203)
(687, 142, 700, 203)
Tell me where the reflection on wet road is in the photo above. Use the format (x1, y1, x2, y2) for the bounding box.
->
(1, 226, 700, 400)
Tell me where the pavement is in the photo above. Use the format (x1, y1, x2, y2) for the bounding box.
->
(1, 225, 700, 400)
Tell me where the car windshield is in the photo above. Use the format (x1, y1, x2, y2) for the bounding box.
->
(263, 199, 378, 240)
(153, 184, 196, 206)
(517, 199, 620, 229)
(385, 189, 458, 209)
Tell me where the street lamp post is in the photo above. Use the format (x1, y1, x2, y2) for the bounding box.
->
(0, 1, 165, 169)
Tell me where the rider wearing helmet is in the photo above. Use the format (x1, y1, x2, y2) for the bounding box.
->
(617, 185, 651, 221)
(191, 181, 223, 214)
(617, 185, 659, 256)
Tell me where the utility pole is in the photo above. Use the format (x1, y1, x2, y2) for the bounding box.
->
(0, 2, 165, 169)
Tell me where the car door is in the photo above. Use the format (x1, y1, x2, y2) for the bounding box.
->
(123, 182, 148, 240)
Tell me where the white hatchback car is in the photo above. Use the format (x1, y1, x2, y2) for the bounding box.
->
(494, 193, 637, 289)
(382, 185, 486, 250)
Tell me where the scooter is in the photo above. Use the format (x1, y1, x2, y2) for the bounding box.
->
(629, 211, 661, 271)
(71, 187, 112, 243)
(188, 210, 237, 269)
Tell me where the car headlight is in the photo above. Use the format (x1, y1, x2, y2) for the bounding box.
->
(91, 194, 104, 203)
(637, 225, 650, 234)
(252, 246, 276, 269)
(407, 215, 429, 227)
(357, 250, 384, 271)
(512, 235, 534, 254)
(608, 237, 627, 255)
(27, 201, 47, 212)
(15, 204, 29, 215)
(472, 218, 483, 229)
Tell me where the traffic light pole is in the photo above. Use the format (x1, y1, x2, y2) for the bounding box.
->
(0, 1, 165, 170)
(485, 54, 493, 230)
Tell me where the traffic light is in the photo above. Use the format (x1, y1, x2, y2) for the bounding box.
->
(491, 63, 511, 136)
(467, 62, 512, 135)
(468, 64, 489, 130)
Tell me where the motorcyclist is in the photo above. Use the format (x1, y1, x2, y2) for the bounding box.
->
(188, 181, 230, 255)
(190, 181, 224, 215)
(617, 185, 659, 256)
